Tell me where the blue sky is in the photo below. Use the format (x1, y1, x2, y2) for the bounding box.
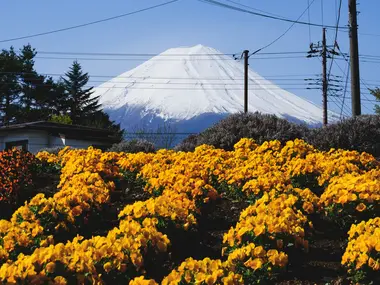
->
(1, 0, 379, 117)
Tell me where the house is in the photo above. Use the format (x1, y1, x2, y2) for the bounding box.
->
(0, 121, 121, 153)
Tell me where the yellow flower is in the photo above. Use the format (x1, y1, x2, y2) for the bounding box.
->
(103, 262, 112, 273)
(45, 261, 56, 273)
(53, 276, 68, 285)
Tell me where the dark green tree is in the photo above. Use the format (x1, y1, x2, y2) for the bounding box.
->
(62, 61, 100, 124)
(42, 79, 70, 118)
(369, 88, 380, 114)
(83, 111, 125, 141)
(0, 47, 21, 125)
(15, 45, 64, 123)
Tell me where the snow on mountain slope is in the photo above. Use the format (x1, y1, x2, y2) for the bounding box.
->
(92, 44, 338, 132)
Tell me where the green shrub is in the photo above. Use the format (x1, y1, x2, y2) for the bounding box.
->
(175, 112, 309, 151)
(107, 139, 155, 153)
(306, 115, 380, 158)
(174, 134, 198, 152)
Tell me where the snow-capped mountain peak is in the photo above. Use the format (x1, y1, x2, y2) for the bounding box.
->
(92, 44, 336, 132)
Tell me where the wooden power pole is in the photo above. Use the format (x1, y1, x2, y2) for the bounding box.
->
(308, 28, 336, 126)
(349, 0, 361, 116)
(322, 28, 328, 126)
(243, 50, 249, 113)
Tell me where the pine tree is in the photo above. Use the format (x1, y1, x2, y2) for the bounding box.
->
(0, 47, 21, 125)
(17, 45, 60, 123)
(62, 61, 101, 124)
(42, 79, 70, 118)
(369, 88, 380, 115)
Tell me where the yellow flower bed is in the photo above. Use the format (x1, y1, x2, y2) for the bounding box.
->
(0, 138, 378, 284)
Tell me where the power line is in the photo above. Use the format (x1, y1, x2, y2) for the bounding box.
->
(198, 0, 347, 29)
(341, 61, 350, 119)
(249, 0, 316, 54)
(0, 0, 180, 43)
(0, 79, 317, 87)
(332, 44, 375, 113)
(327, 0, 342, 82)
(36, 50, 308, 57)
(329, 95, 351, 117)
(0, 82, 314, 91)
(332, 60, 373, 113)
(0, 71, 318, 80)
(224, 0, 284, 18)
(358, 32, 380, 37)
(27, 55, 310, 62)
(307, 0, 312, 43)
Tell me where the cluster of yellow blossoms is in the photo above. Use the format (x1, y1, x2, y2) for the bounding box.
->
(342, 218, 380, 271)
(118, 191, 197, 229)
(225, 243, 288, 270)
(162, 257, 244, 285)
(223, 190, 313, 253)
(320, 169, 380, 216)
(36, 149, 65, 165)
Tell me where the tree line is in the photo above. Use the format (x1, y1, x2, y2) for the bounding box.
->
(0, 45, 123, 138)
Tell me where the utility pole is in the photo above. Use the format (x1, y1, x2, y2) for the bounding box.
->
(243, 50, 249, 113)
(308, 29, 340, 125)
(322, 28, 328, 126)
(234, 49, 261, 113)
(349, 0, 361, 116)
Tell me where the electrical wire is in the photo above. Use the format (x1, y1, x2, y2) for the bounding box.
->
(0, 71, 318, 80)
(325, 34, 376, 114)
(341, 61, 350, 119)
(198, 0, 347, 29)
(26, 55, 309, 62)
(327, 0, 342, 82)
(248, 0, 316, 55)
(307, 0, 312, 43)
(0, 0, 180, 43)
(333, 46, 377, 112)
(224, 0, 284, 18)
(36, 50, 308, 57)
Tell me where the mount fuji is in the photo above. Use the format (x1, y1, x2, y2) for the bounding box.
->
(92, 44, 337, 133)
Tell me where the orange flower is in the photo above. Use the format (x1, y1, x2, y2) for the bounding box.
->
(355, 203, 367, 212)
